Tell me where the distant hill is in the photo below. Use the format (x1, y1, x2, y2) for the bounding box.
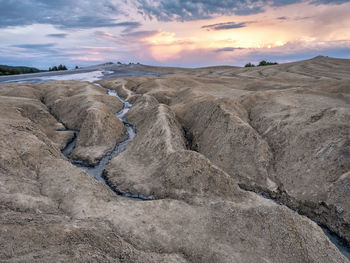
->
(0, 65, 42, 76)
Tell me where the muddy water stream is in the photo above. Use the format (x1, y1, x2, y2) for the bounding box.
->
(62, 85, 154, 201)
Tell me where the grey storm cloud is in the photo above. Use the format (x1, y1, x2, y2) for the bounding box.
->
(202, 22, 248, 31)
(136, 0, 263, 21)
(46, 33, 68, 38)
(311, 0, 350, 3)
(11, 43, 59, 55)
(95, 29, 159, 45)
(123, 30, 159, 38)
(1, 0, 349, 28)
(0, 0, 141, 29)
(136, 0, 350, 21)
(214, 47, 244, 52)
(12, 43, 56, 49)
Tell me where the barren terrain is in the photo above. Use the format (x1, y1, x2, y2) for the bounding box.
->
(0, 56, 349, 262)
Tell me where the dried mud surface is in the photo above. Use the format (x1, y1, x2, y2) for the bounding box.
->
(1, 56, 349, 262)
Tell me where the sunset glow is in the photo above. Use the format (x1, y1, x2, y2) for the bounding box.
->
(1, 0, 350, 68)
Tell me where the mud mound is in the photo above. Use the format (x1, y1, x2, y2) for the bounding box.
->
(241, 88, 350, 244)
(0, 213, 186, 263)
(104, 94, 243, 203)
(174, 95, 276, 191)
(107, 58, 350, 248)
(70, 104, 126, 165)
(1, 102, 346, 262)
(0, 93, 74, 150)
(39, 81, 126, 164)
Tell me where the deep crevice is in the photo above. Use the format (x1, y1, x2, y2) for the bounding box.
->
(238, 183, 350, 259)
(131, 84, 141, 92)
(182, 126, 199, 152)
(245, 109, 350, 255)
(59, 85, 155, 202)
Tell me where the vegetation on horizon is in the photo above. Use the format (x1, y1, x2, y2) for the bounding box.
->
(244, 62, 255, 67)
(49, 64, 68, 71)
(0, 65, 41, 76)
(245, 60, 279, 67)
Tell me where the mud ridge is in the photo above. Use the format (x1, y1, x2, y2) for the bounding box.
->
(245, 108, 350, 251)
(247, 109, 277, 175)
(102, 170, 156, 201)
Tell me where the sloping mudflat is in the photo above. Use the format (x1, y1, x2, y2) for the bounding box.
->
(0, 57, 349, 262)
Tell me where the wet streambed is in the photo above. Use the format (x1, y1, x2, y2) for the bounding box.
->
(61, 85, 154, 201)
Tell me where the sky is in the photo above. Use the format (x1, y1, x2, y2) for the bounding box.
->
(1, 0, 350, 69)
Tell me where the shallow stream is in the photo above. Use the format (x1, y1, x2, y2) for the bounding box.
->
(62, 85, 154, 201)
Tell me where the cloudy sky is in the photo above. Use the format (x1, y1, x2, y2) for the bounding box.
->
(1, 0, 350, 69)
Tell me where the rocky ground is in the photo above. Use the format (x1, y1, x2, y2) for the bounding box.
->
(0, 56, 349, 262)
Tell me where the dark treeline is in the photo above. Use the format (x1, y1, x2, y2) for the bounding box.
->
(245, 60, 279, 67)
(49, 64, 68, 71)
(0, 65, 41, 76)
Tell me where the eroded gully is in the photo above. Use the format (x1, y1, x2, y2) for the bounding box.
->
(59, 83, 350, 259)
(61, 84, 154, 201)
